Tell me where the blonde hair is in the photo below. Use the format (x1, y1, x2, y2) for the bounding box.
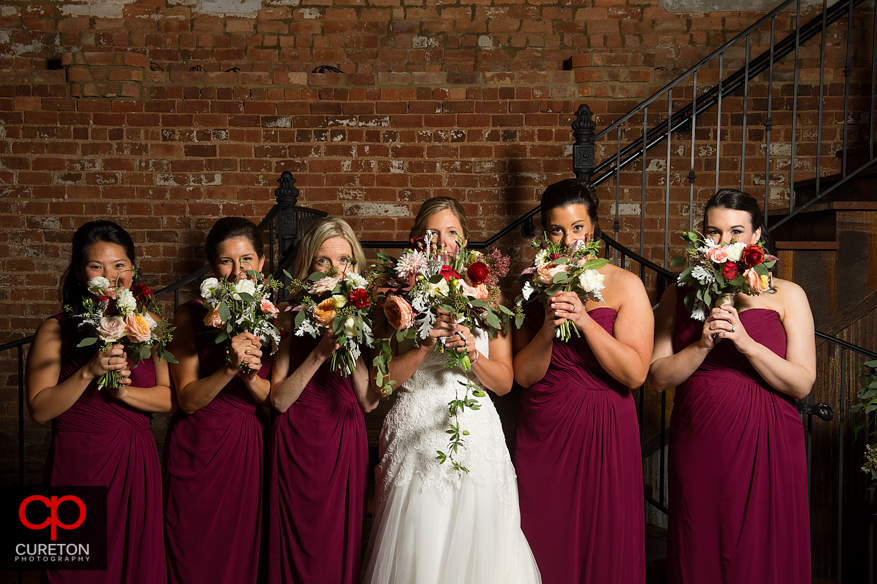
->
(408, 197, 470, 241)
(293, 217, 366, 280)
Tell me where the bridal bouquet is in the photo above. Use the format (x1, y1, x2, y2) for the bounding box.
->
(517, 234, 610, 341)
(374, 232, 516, 473)
(284, 265, 375, 377)
(200, 270, 282, 374)
(66, 276, 176, 389)
(670, 231, 776, 321)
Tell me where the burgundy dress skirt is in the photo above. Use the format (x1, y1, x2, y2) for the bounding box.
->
(267, 333, 368, 584)
(163, 300, 270, 584)
(514, 306, 645, 584)
(667, 297, 811, 583)
(45, 314, 166, 584)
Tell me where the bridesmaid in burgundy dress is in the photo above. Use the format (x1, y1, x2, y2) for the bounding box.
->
(268, 217, 377, 584)
(164, 217, 272, 584)
(649, 189, 815, 584)
(26, 221, 172, 584)
(513, 179, 653, 584)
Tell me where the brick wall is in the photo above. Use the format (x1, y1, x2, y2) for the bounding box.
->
(0, 0, 868, 485)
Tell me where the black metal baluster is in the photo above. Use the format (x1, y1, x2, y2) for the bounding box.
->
(817, 0, 828, 195)
(689, 70, 698, 232)
(842, 0, 853, 178)
(742, 34, 751, 191)
(716, 53, 724, 194)
(665, 89, 673, 268)
(764, 16, 776, 228)
(790, 0, 801, 212)
(641, 106, 647, 258)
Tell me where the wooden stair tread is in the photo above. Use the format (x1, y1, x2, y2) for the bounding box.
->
(774, 240, 839, 250)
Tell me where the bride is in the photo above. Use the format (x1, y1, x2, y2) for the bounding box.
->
(363, 197, 541, 584)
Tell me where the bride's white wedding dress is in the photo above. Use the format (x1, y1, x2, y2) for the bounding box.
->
(363, 330, 541, 584)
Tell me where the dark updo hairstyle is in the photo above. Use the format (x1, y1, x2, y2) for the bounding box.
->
(61, 221, 137, 312)
(205, 217, 264, 266)
(702, 189, 772, 252)
(540, 178, 601, 239)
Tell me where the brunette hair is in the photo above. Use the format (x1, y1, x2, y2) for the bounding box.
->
(205, 217, 264, 266)
(540, 178, 601, 238)
(60, 221, 137, 311)
(293, 217, 366, 280)
(408, 197, 470, 242)
(702, 189, 772, 251)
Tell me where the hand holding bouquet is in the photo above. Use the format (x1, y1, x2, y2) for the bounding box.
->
(284, 265, 375, 377)
(517, 234, 610, 341)
(67, 275, 176, 390)
(671, 231, 776, 321)
(200, 269, 282, 374)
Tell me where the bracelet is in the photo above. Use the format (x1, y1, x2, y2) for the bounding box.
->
(470, 350, 479, 365)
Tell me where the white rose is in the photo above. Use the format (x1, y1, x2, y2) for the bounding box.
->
(115, 288, 136, 315)
(233, 279, 256, 300)
(725, 242, 745, 262)
(343, 317, 357, 337)
(87, 277, 110, 295)
(578, 269, 605, 299)
(200, 278, 220, 300)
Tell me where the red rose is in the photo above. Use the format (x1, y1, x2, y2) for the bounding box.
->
(742, 244, 765, 267)
(131, 283, 153, 300)
(348, 289, 370, 309)
(439, 266, 462, 282)
(722, 261, 739, 280)
(409, 236, 426, 251)
(467, 261, 489, 285)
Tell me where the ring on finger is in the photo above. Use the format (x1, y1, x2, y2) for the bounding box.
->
(731, 325, 737, 333)
(108, 358, 112, 365)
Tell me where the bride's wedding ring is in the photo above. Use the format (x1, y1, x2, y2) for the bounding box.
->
(730, 325, 737, 333)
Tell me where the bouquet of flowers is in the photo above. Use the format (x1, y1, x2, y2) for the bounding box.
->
(200, 270, 282, 374)
(373, 231, 516, 473)
(66, 275, 176, 389)
(670, 231, 776, 321)
(284, 264, 375, 377)
(517, 234, 610, 341)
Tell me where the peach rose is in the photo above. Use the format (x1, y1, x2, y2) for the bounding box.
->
(203, 307, 224, 328)
(461, 282, 490, 301)
(744, 268, 771, 294)
(706, 245, 729, 263)
(534, 263, 565, 287)
(97, 316, 126, 342)
(125, 313, 152, 343)
(313, 298, 337, 328)
(383, 294, 415, 330)
(260, 297, 279, 317)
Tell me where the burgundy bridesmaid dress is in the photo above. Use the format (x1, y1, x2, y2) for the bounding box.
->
(667, 295, 810, 583)
(46, 314, 166, 584)
(267, 333, 368, 584)
(163, 300, 270, 584)
(514, 306, 645, 584)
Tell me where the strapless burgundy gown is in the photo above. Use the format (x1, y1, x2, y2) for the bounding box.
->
(46, 314, 166, 584)
(163, 300, 270, 584)
(267, 333, 368, 584)
(515, 306, 645, 584)
(668, 296, 810, 583)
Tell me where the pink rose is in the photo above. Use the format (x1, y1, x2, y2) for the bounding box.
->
(203, 307, 223, 329)
(309, 275, 341, 295)
(744, 268, 771, 293)
(260, 297, 279, 317)
(384, 294, 415, 330)
(97, 316, 126, 342)
(534, 263, 565, 287)
(706, 246, 729, 263)
(125, 313, 152, 343)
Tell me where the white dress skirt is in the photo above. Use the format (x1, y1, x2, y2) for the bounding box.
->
(363, 330, 541, 584)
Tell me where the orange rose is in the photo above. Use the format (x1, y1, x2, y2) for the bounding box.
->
(203, 307, 223, 328)
(744, 268, 771, 294)
(313, 298, 337, 328)
(125, 313, 152, 343)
